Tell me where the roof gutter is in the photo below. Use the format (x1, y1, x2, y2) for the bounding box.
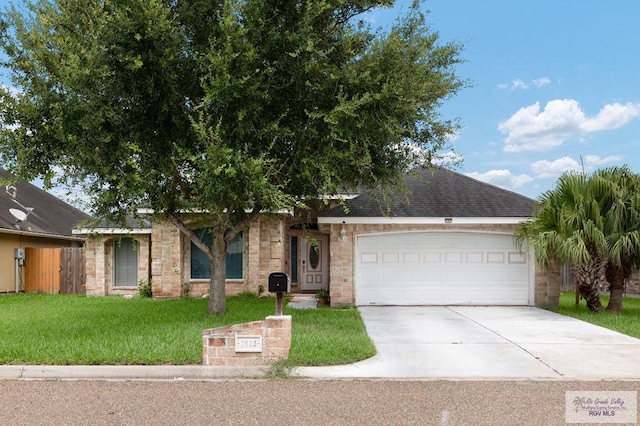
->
(0, 227, 86, 242)
(73, 228, 152, 236)
(317, 217, 530, 225)
(136, 207, 294, 215)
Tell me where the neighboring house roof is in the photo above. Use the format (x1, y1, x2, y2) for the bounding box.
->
(319, 167, 536, 223)
(0, 168, 91, 238)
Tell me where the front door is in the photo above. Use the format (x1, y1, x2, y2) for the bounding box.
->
(301, 236, 328, 291)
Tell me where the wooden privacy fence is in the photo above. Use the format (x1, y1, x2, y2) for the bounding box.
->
(24, 247, 85, 294)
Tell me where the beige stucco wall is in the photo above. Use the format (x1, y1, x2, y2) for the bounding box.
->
(0, 232, 83, 293)
(323, 223, 561, 308)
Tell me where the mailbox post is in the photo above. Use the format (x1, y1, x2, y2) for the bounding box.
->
(268, 272, 290, 315)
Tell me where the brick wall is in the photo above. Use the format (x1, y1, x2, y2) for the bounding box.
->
(533, 260, 561, 307)
(151, 219, 182, 298)
(84, 237, 100, 295)
(84, 218, 562, 307)
(256, 217, 287, 292)
(202, 315, 292, 366)
(326, 223, 561, 308)
(626, 275, 640, 294)
(150, 216, 287, 298)
(84, 234, 150, 296)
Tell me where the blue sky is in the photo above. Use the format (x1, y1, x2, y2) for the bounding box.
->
(370, 0, 640, 199)
(2, 0, 640, 203)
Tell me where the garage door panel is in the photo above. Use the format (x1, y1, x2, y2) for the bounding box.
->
(356, 232, 531, 306)
(424, 252, 442, 263)
(508, 252, 527, 263)
(403, 252, 421, 263)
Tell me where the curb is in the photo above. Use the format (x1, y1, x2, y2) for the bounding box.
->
(0, 365, 268, 381)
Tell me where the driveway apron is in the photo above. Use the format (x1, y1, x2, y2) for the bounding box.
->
(295, 306, 640, 379)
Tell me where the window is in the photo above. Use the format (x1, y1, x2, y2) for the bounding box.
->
(190, 230, 243, 280)
(114, 238, 138, 286)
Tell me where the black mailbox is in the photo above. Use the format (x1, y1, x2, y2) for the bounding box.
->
(268, 272, 290, 293)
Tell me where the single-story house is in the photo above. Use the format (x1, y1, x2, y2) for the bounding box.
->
(0, 168, 91, 293)
(76, 167, 562, 307)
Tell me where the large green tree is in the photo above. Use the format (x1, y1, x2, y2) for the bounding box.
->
(516, 166, 640, 314)
(0, 0, 466, 314)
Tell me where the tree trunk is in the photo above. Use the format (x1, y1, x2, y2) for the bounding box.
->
(207, 234, 227, 315)
(572, 261, 603, 312)
(605, 264, 625, 314)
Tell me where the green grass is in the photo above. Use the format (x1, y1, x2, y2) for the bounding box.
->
(0, 293, 375, 366)
(286, 305, 376, 366)
(551, 292, 640, 339)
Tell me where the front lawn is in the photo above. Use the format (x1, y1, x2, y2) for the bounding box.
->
(552, 292, 640, 339)
(0, 293, 375, 365)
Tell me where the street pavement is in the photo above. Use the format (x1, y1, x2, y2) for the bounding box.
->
(1, 379, 639, 425)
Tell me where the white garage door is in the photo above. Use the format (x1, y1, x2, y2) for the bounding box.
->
(356, 232, 531, 306)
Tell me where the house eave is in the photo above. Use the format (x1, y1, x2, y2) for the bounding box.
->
(0, 227, 86, 241)
(317, 216, 531, 225)
(317, 193, 359, 201)
(73, 228, 152, 235)
(136, 207, 294, 215)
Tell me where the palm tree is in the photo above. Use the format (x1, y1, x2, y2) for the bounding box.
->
(516, 172, 606, 312)
(592, 167, 640, 313)
(516, 166, 640, 313)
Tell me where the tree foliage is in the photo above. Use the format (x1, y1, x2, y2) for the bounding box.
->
(0, 0, 467, 314)
(515, 166, 640, 314)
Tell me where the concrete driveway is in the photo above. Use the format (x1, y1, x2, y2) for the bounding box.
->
(295, 306, 640, 379)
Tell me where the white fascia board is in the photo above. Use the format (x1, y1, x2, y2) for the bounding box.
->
(317, 216, 530, 225)
(73, 228, 152, 235)
(136, 207, 293, 215)
(317, 193, 359, 201)
(0, 228, 86, 241)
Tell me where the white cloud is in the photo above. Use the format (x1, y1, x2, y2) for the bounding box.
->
(467, 155, 626, 196)
(531, 157, 582, 178)
(499, 99, 640, 152)
(33, 166, 94, 213)
(432, 151, 463, 167)
(1, 84, 21, 97)
(532, 77, 551, 88)
(1, 85, 22, 132)
(583, 154, 625, 165)
(498, 76, 551, 90)
(511, 79, 528, 90)
(465, 169, 534, 190)
(581, 102, 640, 132)
(446, 128, 462, 142)
(530, 155, 625, 179)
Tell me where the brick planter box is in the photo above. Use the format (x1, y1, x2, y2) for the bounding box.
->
(202, 315, 292, 366)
